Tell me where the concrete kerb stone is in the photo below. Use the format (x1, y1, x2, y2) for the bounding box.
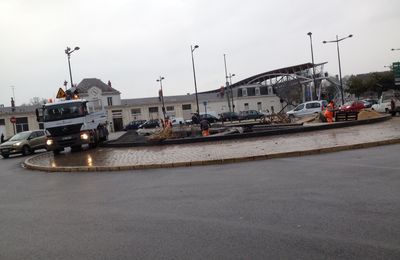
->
(23, 137, 400, 172)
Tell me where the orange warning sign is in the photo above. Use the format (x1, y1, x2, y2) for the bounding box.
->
(56, 88, 66, 98)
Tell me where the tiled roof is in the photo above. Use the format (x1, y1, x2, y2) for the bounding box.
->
(76, 78, 120, 94)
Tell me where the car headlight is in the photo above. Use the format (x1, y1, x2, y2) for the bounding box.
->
(80, 133, 89, 140)
(46, 139, 53, 146)
(13, 142, 21, 146)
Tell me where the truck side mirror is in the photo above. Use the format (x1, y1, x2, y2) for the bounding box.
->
(35, 108, 40, 122)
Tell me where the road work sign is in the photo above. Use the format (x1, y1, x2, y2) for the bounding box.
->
(56, 88, 66, 98)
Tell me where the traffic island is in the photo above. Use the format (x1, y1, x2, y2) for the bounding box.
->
(23, 116, 400, 172)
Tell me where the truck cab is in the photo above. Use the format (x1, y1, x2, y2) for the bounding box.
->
(36, 99, 108, 154)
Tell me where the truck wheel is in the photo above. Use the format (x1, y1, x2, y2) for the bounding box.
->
(1, 154, 9, 159)
(71, 145, 81, 152)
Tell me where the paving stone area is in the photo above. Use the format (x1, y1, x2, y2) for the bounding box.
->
(24, 117, 400, 171)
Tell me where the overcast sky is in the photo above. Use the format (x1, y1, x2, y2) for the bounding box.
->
(1, 0, 399, 106)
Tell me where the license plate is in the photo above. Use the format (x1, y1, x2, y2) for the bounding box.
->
(62, 136, 72, 140)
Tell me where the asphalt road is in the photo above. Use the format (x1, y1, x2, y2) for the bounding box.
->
(1, 145, 400, 259)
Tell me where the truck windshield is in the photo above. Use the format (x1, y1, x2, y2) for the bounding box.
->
(43, 102, 87, 122)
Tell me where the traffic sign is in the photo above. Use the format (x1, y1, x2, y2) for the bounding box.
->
(10, 116, 16, 124)
(56, 88, 66, 98)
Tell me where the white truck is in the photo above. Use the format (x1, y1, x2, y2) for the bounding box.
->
(371, 90, 400, 115)
(36, 99, 109, 154)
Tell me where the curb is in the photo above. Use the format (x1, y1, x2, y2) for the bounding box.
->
(24, 137, 400, 172)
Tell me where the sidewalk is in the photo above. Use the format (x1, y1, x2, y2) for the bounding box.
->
(24, 117, 400, 172)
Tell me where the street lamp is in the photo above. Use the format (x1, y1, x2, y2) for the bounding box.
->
(157, 76, 166, 120)
(228, 73, 235, 113)
(223, 54, 235, 113)
(323, 34, 353, 105)
(307, 32, 317, 100)
(65, 46, 80, 89)
(191, 45, 200, 114)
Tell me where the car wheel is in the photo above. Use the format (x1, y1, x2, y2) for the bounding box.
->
(1, 154, 9, 159)
(22, 145, 31, 156)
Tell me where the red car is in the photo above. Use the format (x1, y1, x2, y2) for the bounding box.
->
(339, 101, 365, 112)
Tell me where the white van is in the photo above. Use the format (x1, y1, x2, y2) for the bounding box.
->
(286, 100, 328, 118)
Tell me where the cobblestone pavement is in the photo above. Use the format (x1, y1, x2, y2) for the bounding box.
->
(25, 117, 400, 171)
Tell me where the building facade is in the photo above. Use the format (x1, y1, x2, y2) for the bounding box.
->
(0, 74, 285, 137)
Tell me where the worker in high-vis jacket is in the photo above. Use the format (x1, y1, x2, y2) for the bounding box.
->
(324, 100, 335, 123)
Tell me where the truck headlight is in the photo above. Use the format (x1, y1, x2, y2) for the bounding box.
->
(46, 139, 53, 146)
(13, 142, 21, 146)
(80, 133, 89, 140)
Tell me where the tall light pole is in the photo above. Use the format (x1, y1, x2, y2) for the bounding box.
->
(228, 73, 235, 113)
(323, 34, 353, 105)
(65, 46, 80, 89)
(223, 54, 233, 113)
(191, 45, 200, 114)
(307, 32, 317, 100)
(157, 76, 166, 120)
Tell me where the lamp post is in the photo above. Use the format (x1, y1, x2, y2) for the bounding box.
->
(191, 45, 200, 114)
(307, 32, 317, 100)
(223, 54, 234, 113)
(65, 46, 80, 89)
(323, 34, 353, 105)
(157, 76, 166, 120)
(228, 73, 235, 113)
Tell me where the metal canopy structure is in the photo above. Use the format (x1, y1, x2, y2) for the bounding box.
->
(201, 62, 330, 104)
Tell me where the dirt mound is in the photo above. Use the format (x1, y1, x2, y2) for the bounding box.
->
(358, 109, 381, 120)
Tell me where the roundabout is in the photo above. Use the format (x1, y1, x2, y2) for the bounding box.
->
(24, 116, 400, 172)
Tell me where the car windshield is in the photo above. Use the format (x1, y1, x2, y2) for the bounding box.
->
(9, 132, 31, 141)
(294, 104, 304, 111)
(43, 102, 87, 122)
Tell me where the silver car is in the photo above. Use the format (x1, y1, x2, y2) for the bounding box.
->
(286, 100, 328, 118)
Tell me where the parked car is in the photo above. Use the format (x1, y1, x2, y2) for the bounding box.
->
(339, 101, 365, 112)
(238, 110, 264, 121)
(199, 114, 219, 123)
(123, 120, 146, 131)
(0, 130, 47, 158)
(362, 99, 378, 108)
(219, 112, 239, 122)
(170, 117, 185, 125)
(286, 100, 328, 118)
(138, 119, 161, 129)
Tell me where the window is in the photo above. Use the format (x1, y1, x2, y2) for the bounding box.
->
(255, 87, 260, 96)
(182, 104, 191, 110)
(166, 106, 174, 111)
(242, 88, 248, 97)
(237, 89, 243, 97)
(244, 103, 249, 110)
(16, 117, 29, 133)
(0, 119, 4, 125)
(260, 86, 268, 95)
(149, 107, 159, 113)
(131, 108, 141, 116)
(305, 102, 321, 109)
(107, 97, 113, 106)
(294, 104, 304, 111)
(257, 102, 262, 111)
(247, 88, 255, 96)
